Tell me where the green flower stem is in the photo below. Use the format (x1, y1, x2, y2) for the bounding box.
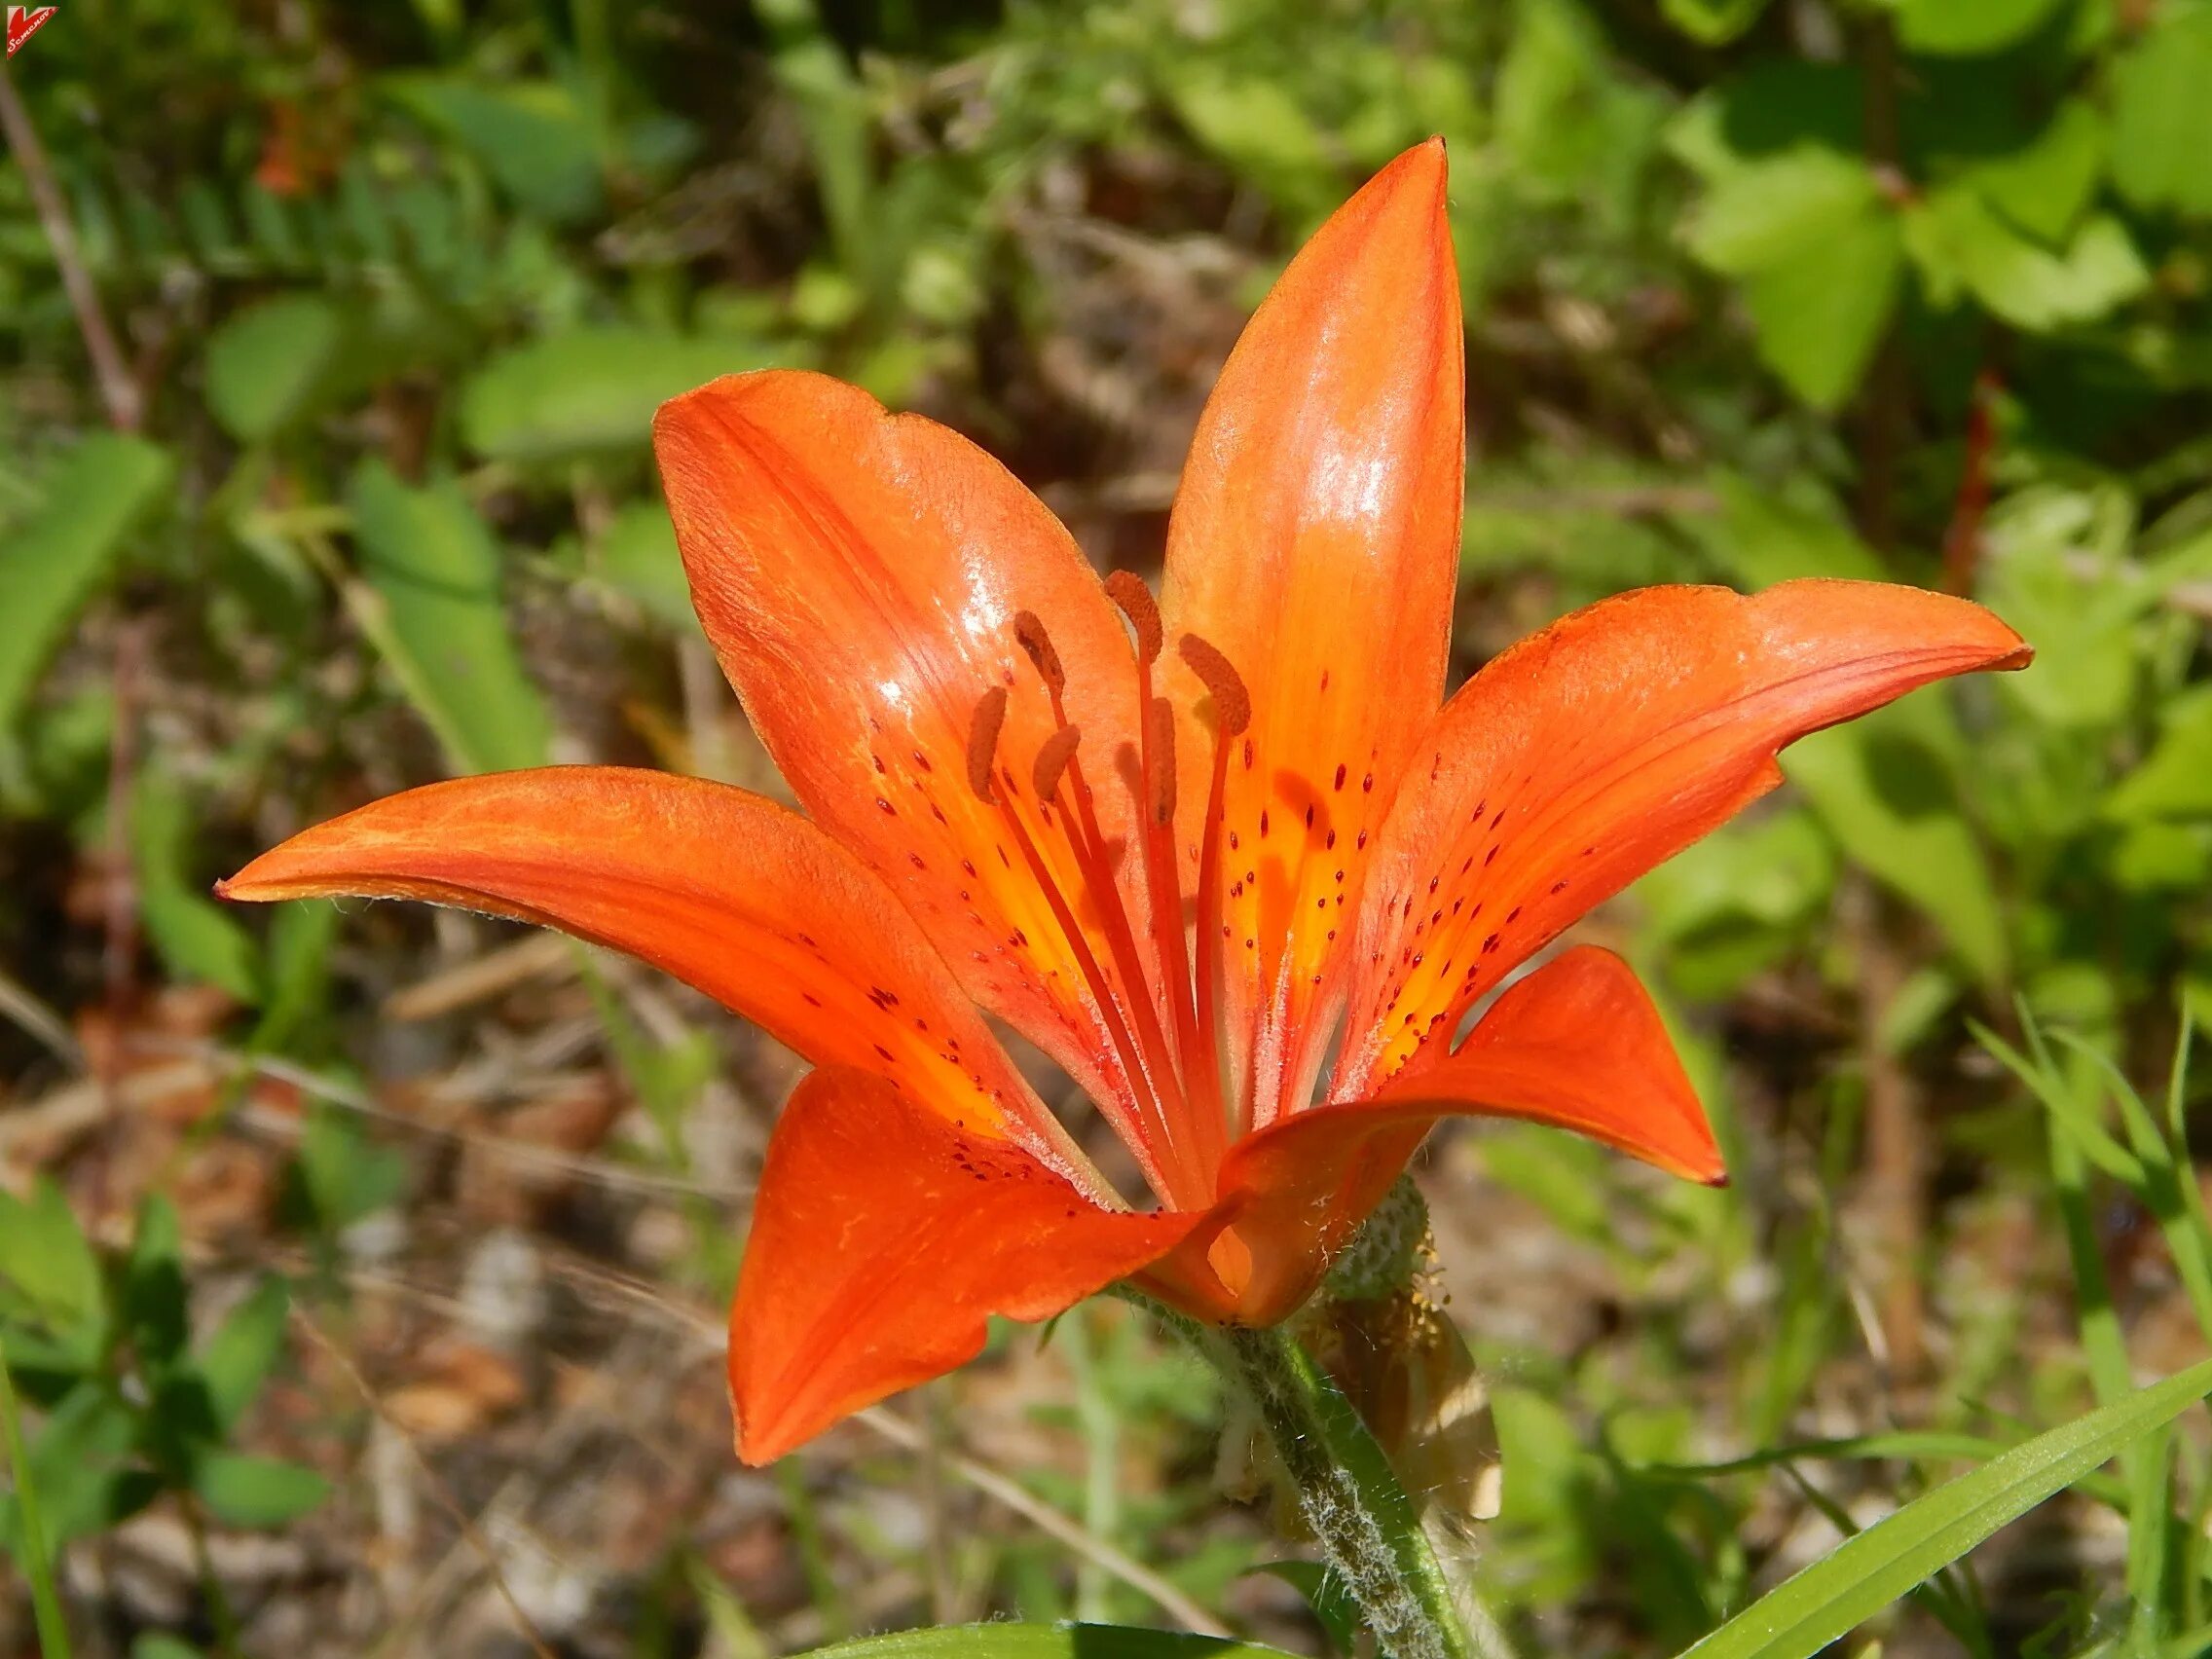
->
(1199, 1321, 1487, 1659)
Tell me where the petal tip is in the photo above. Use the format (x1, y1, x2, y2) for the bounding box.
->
(731, 1410, 797, 1468)
(1377, 135, 1449, 212)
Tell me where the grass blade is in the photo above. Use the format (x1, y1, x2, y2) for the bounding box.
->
(1677, 1357, 2212, 1659)
(0, 1331, 73, 1659)
(797, 1627, 1297, 1657)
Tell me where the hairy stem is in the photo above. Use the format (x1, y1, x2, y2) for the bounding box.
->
(1202, 1323, 1494, 1659)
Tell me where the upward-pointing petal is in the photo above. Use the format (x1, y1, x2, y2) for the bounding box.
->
(1160, 139, 1465, 1132)
(654, 372, 1172, 1158)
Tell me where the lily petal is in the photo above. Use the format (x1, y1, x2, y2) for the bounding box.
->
(1160, 139, 1464, 1132)
(730, 1066, 1198, 1463)
(654, 371, 1160, 1149)
(217, 767, 1080, 1171)
(1337, 580, 2031, 1099)
(1142, 947, 1714, 1326)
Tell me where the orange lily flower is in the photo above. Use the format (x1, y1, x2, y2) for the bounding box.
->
(219, 140, 2030, 1465)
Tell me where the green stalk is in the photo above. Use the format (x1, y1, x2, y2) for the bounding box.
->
(0, 1331, 73, 1659)
(1199, 1324, 1489, 1659)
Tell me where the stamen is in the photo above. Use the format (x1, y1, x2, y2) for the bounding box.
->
(1178, 634, 1251, 735)
(1146, 697, 1177, 826)
(1106, 571, 1162, 664)
(1182, 635, 1246, 1140)
(1033, 723, 1083, 802)
(991, 773, 1205, 1207)
(966, 685, 1009, 803)
(1013, 610, 1066, 695)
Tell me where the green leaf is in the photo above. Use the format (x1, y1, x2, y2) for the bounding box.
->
(132, 766, 263, 1004)
(590, 500, 694, 631)
(1788, 706, 2009, 987)
(347, 461, 552, 775)
(203, 294, 344, 443)
(1678, 1357, 2212, 1659)
(460, 329, 788, 463)
(1904, 193, 2149, 330)
(795, 1627, 1297, 1658)
(1660, 0, 1771, 47)
(2110, 5, 2212, 219)
(296, 1101, 408, 1234)
(193, 1450, 330, 1529)
(132, 1638, 205, 1659)
(2109, 686, 2212, 821)
(758, 0, 877, 278)
(0, 1180, 104, 1343)
(1167, 70, 1336, 220)
(1682, 147, 1878, 276)
(1965, 99, 2105, 246)
(3, 1382, 160, 1551)
(120, 1198, 188, 1369)
(1678, 476, 1889, 586)
(1740, 207, 1900, 411)
(1894, 0, 2066, 55)
(385, 76, 603, 223)
(0, 435, 173, 731)
(197, 1278, 290, 1434)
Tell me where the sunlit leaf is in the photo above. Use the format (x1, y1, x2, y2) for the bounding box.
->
(194, 1451, 330, 1530)
(204, 293, 344, 442)
(347, 461, 552, 775)
(1894, 0, 2066, 55)
(460, 330, 795, 463)
(2110, 5, 2212, 219)
(0, 435, 172, 731)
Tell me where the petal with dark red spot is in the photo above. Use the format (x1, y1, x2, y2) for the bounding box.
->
(730, 1067, 1198, 1462)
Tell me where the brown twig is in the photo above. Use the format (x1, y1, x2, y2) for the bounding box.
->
(0, 63, 143, 431)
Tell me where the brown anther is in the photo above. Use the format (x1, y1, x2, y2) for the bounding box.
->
(1012, 610, 1065, 693)
(1106, 571, 1162, 665)
(1033, 723, 1083, 802)
(1176, 634, 1251, 736)
(967, 686, 1009, 803)
(1146, 696, 1176, 824)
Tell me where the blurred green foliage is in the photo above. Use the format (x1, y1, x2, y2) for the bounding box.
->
(5, 0, 2212, 1654)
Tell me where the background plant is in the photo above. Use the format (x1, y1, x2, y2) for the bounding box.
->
(3, 0, 2212, 1655)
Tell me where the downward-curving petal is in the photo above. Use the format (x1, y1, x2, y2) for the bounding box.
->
(1140, 947, 1716, 1327)
(729, 1067, 1198, 1463)
(654, 371, 1159, 1150)
(1336, 580, 2031, 1099)
(216, 767, 1083, 1174)
(1160, 139, 1465, 1134)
